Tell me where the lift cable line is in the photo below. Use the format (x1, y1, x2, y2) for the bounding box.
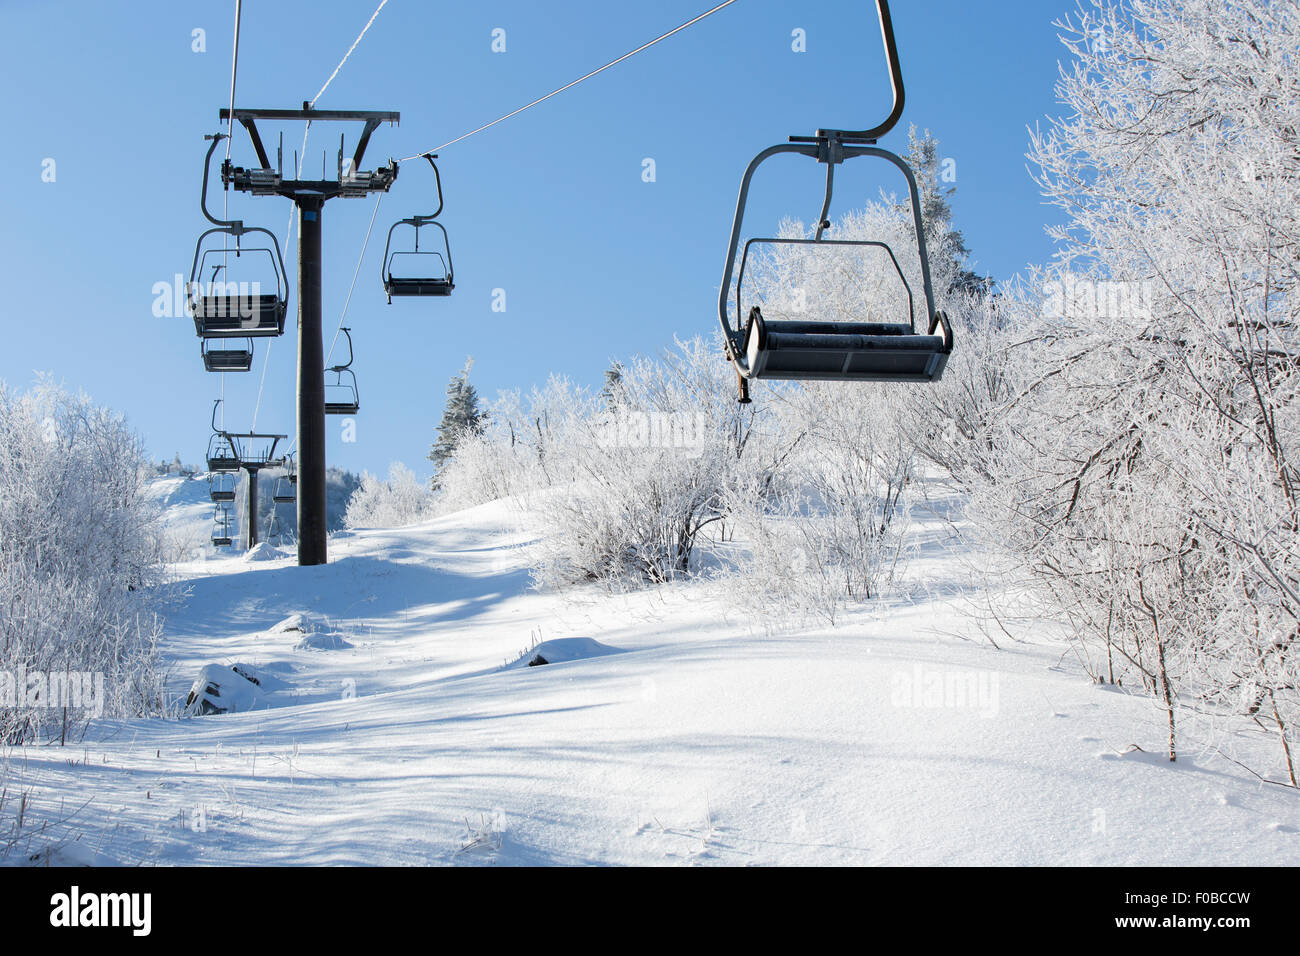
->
(253, 0, 389, 434)
(225, 0, 242, 161)
(327, 191, 384, 366)
(311, 0, 390, 108)
(397, 0, 739, 160)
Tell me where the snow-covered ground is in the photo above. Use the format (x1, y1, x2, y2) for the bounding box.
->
(148, 473, 227, 562)
(4, 490, 1298, 866)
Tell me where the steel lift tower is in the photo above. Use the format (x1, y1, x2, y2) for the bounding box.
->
(216, 105, 399, 566)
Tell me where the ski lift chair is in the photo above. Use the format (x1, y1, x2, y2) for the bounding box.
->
(201, 338, 254, 372)
(206, 433, 240, 473)
(188, 135, 289, 339)
(382, 154, 455, 302)
(212, 505, 234, 547)
(325, 328, 360, 416)
(206, 400, 241, 472)
(273, 455, 297, 505)
(209, 472, 236, 503)
(716, 0, 953, 402)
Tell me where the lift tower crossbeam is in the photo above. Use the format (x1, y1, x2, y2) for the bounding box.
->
(217, 105, 399, 566)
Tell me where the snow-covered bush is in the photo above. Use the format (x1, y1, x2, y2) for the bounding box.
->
(715, 190, 951, 623)
(900, 288, 1030, 495)
(436, 376, 590, 512)
(722, 378, 917, 625)
(530, 339, 756, 588)
(0, 380, 169, 744)
(343, 463, 437, 529)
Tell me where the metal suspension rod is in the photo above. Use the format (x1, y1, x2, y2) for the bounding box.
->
(814, 162, 835, 241)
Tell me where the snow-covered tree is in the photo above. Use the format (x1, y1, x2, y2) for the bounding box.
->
(429, 358, 488, 485)
(976, 0, 1300, 778)
(904, 126, 993, 299)
(599, 361, 625, 411)
(0, 380, 169, 743)
(530, 338, 752, 587)
(344, 463, 437, 529)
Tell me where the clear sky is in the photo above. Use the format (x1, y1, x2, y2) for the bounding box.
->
(0, 0, 1077, 478)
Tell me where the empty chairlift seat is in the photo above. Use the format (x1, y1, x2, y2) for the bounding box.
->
(201, 338, 254, 372)
(272, 479, 296, 505)
(381, 154, 455, 302)
(191, 288, 286, 337)
(206, 400, 241, 472)
(211, 505, 234, 548)
(324, 328, 360, 415)
(209, 473, 236, 503)
(207, 436, 240, 473)
(188, 237, 288, 338)
(273, 457, 296, 504)
(715, 0, 956, 399)
(187, 136, 290, 343)
(742, 308, 952, 382)
(324, 381, 360, 415)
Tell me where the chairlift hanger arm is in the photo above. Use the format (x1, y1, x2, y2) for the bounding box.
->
(329, 327, 355, 372)
(390, 153, 444, 225)
(193, 138, 290, 299)
(790, 0, 905, 146)
(200, 134, 241, 230)
(417, 154, 443, 220)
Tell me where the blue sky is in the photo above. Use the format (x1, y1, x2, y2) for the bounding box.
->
(0, 0, 1077, 478)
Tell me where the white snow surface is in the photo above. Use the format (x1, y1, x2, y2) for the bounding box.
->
(503, 637, 625, 670)
(6, 493, 1299, 866)
(243, 542, 285, 563)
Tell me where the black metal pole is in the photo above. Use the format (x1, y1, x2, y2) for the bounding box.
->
(245, 467, 259, 548)
(297, 196, 327, 566)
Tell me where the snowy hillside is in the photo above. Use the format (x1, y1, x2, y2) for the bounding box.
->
(5, 494, 1297, 867)
(147, 473, 227, 562)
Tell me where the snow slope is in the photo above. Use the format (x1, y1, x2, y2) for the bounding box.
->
(4, 497, 1298, 866)
(147, 473, 226, 562)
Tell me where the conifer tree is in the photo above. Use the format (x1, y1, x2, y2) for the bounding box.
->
(429, 357, 488, 484)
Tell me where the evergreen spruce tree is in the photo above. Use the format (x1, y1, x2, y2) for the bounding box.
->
(429, 357, 488, 485)
(904, 126, 994, 299)
(599, 361, 625, 411)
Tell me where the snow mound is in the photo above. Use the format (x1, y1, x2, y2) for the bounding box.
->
(182, 663, 284, 716)
(270, 613, 314, 634)
(296, 631, 354, 651)
(269, 612, 353, 651)
(27, 840, 120, 867)
(244, 542, 285, 562)
(506, 637, 624, 670)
